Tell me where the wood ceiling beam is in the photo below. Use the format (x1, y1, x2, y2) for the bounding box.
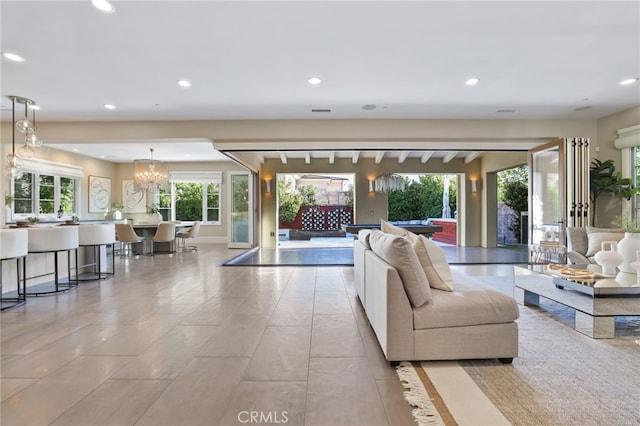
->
(375, 151, 385, 164)
(279, 152, 288, 164)
(328, 152, 335, 165)
(420, 152, 433, 163)
(464, 151, 481, 164)
(442, 152, 457, 163)
(305, 152, 311, 164)
(398, 151, 410, 164)
(352, 151, 360, 164)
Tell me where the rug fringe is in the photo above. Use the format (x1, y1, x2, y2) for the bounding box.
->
(396, 361, 445, 426)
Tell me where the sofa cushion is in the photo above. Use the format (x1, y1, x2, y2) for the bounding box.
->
(369, 230, 432, 307)
(358, 229, 372, 249)
(381, 219, 408, 236)
(414, 235, 455, 292)
(413, 272, 519, 330)
(585, 231, 624, 257)
(566, 227, 588, 255)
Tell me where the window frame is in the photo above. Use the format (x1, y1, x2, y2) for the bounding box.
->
(155, 172, 222, 225)
(9, 158, 82, 222)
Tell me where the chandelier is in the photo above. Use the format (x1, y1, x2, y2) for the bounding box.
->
(4, 96, 43, 177)
(374, 174, 406, 193)
(133, 148, 169, 192)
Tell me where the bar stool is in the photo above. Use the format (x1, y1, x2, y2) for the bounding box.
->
(1, 229, 28, 310)
(26, 226, 79, 295)
(77, 224, 116, 281)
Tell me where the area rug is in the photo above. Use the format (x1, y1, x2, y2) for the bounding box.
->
(396, 361, 510, 426)
(396, 361, 454, 426)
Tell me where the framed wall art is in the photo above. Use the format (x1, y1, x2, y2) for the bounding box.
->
(123, 179, 147, 213)
(88, 175, 111, 213)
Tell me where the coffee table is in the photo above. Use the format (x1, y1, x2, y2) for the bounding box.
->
(513, 264, 640, 338)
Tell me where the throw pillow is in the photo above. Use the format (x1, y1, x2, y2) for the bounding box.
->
(380, 219, 408, 236)
(413, 235, 455, 291)
(585, 232, 625, 257)
(357, 229, 372, 249)
(369, 230, 432, 307)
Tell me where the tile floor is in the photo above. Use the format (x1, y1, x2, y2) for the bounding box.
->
(1, 244, 416, 426)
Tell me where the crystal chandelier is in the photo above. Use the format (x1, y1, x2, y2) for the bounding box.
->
(133, 148, 169, 192)
(374, 173, 406, 193)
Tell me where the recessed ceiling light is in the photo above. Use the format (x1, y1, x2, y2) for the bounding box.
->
(177, 79, 192, 88)
(465, 77, 480, 86)
(91, 0, 115, 13)
(620, 78, 639, 85)
(308, 77, 322, 85)
(104, 104, 116, 110)
(2, 52, 24, 62)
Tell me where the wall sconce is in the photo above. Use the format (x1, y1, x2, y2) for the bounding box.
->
(471, 179, 478, 194)
(368, 179, 374, 193)
(264, 178, 272, 194)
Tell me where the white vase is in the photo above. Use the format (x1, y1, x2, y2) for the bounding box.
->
(593, 241, 623, 275)
(617, 232, 640, 273)
(147, 212, 162, 225)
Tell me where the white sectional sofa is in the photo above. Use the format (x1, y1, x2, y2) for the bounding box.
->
(355, 225, 519, 363)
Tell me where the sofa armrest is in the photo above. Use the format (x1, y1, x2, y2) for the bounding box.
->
(567, 250, 589, 265)
(364, 250, 414, 361)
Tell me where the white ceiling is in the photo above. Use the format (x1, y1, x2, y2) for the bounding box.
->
(1, 1, 639, 162)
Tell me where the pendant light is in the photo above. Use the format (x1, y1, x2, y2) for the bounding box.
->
(4, 97, 23, 178)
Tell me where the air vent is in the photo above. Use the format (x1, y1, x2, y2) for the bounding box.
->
(311, 108, 331, 113)
(496, 109, 516, 113)
(573, 105, 592, 112)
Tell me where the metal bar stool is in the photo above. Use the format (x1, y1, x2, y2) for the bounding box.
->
(1, 229, 28, 310)
(77, 224, 116, 281)
(26, 226, 79, 295)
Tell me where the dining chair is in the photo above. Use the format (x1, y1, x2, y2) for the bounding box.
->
(151, 222, 177, 255)
(176, 221, 201, 252)
(115, 223, 144, 258)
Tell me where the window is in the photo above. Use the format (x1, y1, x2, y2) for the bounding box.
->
(9, 158, 82, 221)
(155, 172, 222, 224)
(12, 172, 79, 219)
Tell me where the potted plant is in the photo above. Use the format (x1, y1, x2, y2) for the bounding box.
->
(106, 202, 124, 220)
(590, 159, 640, 226)
(146, 203, 162, 224)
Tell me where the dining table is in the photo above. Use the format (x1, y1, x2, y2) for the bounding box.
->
(131, 223, 190, 255)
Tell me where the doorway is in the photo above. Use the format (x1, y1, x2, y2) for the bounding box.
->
(275, 173, 355, 248)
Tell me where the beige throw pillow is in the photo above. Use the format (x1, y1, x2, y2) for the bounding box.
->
(585, 232, 625, 257)
(413, 235, 455, 291)
(369, 230, 432, 307)
(380, 219, 408, 236)
(357, 229, 372, 249)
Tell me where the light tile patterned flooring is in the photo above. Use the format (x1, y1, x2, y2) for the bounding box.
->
(1, 244, 416, 426)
